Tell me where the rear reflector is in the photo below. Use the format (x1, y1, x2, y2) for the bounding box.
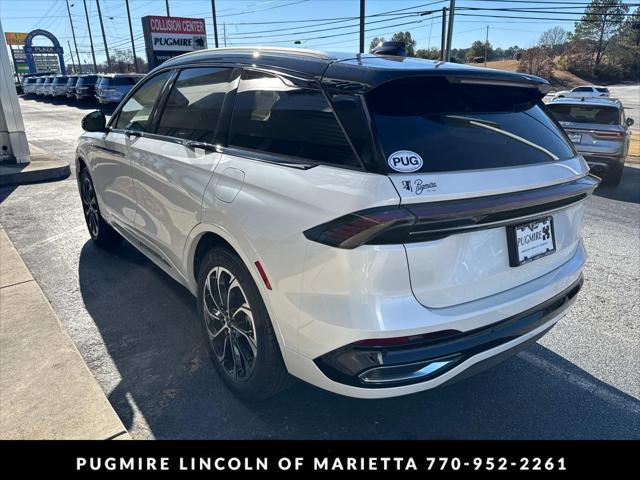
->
(254, 261, 272, 290)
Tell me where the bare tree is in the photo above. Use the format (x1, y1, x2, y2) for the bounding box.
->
(517, 46, 555, 79)
(538, 27, 568, 54)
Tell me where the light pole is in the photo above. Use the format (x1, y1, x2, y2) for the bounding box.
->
(125, 0, 138, 72)
(82, 0, 98, 73)
(96, 0, 111, 70)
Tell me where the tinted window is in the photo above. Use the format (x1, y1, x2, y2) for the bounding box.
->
(67, 77, 78, 85)
(156, 67, 231, 143)
(53, 76, 68, 84)
(229, 69, 359, 167)
(77, 75, 98, 85)
(547, 104, 621, 125)
(115, 71, 171, 132)
(595, 87, 609, 93)
(112, 76, 140, 86)
(366, 76, 575, 173)
(573, 87, 593, 92)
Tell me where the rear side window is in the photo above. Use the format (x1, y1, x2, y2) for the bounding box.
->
(156, 67, 231, 143)
(547, 104, 621, 125)
(366, 76, 575, 173)
(573, 87, 593, 92)
(595, 87, 609, 93)
(229, 69, 359, 167)
(115, 71, 171, 132)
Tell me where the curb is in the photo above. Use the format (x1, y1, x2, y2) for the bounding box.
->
(0, 146, 71, 187)
(0, 229, 130, 440)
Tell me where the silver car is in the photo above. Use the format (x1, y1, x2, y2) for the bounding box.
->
(95, 74, 143, 104)
(547, 98, 633, 186)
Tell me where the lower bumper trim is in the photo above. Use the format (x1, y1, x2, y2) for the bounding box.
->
(314, 275, 583, 388)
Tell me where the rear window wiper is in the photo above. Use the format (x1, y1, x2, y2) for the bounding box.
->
(444, 115, 559, 161)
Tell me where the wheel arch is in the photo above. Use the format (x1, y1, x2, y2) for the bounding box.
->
(184, 223, 290, 354)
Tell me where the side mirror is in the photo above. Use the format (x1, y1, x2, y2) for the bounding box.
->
(81, 110, 106, 132)
(626, 117, 634, 127)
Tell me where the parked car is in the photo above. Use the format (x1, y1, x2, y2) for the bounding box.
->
(34, 77, 46, 95)
(76, 48, 597, 399)
(66, 75, 80, 99)
(95, 74, 144, 104)
(50, 75, 70, 97)
(547, 97, 633, 185)
(41, 76, 54, 96)
(75, 75, 99, 101)
(21, 76, 39, 95)
(554, 85, 610, 99)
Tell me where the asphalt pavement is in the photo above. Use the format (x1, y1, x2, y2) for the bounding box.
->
(0, 94, 638, 439)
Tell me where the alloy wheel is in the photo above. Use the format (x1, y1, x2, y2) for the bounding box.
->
(203, 266, 258, 382)
(81, 176, 99, 238)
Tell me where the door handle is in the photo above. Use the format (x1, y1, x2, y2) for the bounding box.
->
(185, 140, 216, 151)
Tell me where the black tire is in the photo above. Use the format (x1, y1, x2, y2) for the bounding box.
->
(79, 168, 122, 248)
(197, 247, 294, 400)
(603, 165, 623, 186)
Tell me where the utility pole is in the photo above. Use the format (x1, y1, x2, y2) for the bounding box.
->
(67, 40, 76, 73)
(223, 23, 227, 47)
(445, 0, 455, 61)
(359, 0, 365, 54)
(165, 0, 170, 16)
(211, 0, 219, 48)
(440, 7, 447, 61)
(125, 0, 138, 72)
(65, 0, 82, 73)
(96, 0, 111, 70)
(82, 0, 98, 73)
(484, 25, 489, 68)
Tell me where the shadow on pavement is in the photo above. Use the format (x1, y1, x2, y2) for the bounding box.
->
(77, 241, 640, 440)
(593, 165, 640, 204)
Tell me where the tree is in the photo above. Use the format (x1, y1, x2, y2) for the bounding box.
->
(467, 39, 493, 61)
(517, 46, 555, 79)
(573, 0, 630, 71)
(391, 31, 417, 56)
(538, 27, 568, 54)
(415, 47, 440, 60)
(369, 36, 385, 53)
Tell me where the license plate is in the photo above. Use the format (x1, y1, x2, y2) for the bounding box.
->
(507, 217, 556, 267)
(569, 133, 582, 143)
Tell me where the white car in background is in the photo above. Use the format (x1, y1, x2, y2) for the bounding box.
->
(554, 85, 610, 99)
(75, 48, 597, 399)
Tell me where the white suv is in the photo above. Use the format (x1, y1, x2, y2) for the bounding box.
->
(554, 85, 610, 99)
(76, 48, 597, 399)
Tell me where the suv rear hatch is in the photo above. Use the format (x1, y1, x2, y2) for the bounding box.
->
(546, 102, 626, 157)
(368, 75, 592, 308)
(313, 66, 595, 309)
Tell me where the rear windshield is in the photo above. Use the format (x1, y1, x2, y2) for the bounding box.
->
(366, 77, 575, 173)
(77, 76, 98, 85)
(53, 77, 68, 84)
(99, 77, 138, 86)
(67, 77, 78, 85)
(547, 104, 620, 125)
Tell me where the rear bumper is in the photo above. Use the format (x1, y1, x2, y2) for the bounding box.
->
(582, 153, 625, 172)
(315, 275, 582, 388)
(283, 241, 586, 398)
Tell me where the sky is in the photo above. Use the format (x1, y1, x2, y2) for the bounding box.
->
(1, 0, 638, 68)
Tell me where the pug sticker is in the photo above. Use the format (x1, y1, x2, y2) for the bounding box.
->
(388, 150, 423, 172)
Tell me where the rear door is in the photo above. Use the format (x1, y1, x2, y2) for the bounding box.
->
(364, 76, 589, 308)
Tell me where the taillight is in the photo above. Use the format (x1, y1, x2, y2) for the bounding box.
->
(303, 176, 600, 249)
(592, 131, 625, 139)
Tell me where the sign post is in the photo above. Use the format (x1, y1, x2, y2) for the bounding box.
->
(141, 16, 207, 70)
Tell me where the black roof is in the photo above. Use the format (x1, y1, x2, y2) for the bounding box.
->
(156, 47, 549, 94)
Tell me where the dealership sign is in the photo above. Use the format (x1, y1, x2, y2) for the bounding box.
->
(142, 16, 207, 69)
(4, 32, 27, 45)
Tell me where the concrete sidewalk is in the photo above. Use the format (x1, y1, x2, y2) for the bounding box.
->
(0, 145, 70, 186)
(0, 228, 129, 439)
